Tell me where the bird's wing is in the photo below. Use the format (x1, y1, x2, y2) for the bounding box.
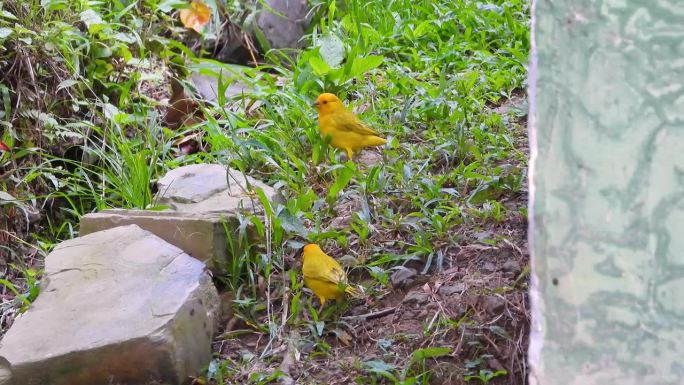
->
(333, 111, 381, 136)
(305, 264, 347, 285)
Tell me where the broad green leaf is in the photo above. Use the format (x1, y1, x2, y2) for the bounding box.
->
(80, 9, 105, 34)
(318, 33, 345, 67)
(349, 55, 383, 78)
(309, 55, 331, 76)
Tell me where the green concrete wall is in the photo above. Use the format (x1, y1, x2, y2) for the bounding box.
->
(529, 0, 684, 384)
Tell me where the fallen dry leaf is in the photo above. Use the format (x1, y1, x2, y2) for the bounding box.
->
(179, 0, 211, 33)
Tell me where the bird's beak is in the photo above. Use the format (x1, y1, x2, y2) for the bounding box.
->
(313, 101, 320, 108)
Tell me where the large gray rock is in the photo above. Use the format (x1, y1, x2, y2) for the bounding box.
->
(156, 164, 270, 213)
(80, 164, 278, 270)
(0, 225, 219, 385)
(256, 0, 309, 50)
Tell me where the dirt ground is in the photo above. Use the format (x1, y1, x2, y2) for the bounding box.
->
(0, 84, 529, 385)
(208, 96, 530, 385)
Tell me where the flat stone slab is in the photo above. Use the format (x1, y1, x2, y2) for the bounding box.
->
(80, 164, 278, 270)
(0, 225, 219, 385)
(80, 210, 233, 270)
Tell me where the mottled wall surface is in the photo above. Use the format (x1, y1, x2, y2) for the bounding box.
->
(528, 0, 684, 384)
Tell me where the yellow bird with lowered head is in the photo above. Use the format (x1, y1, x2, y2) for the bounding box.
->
(301, 243, 362, 309)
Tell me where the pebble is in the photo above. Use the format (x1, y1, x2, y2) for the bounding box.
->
(391, 267, 418, 288)
(502, 260, 522, 274)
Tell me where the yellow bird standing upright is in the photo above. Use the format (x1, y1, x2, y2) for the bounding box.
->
(301, 243, 362, 308)
(314, 93, 387, 159)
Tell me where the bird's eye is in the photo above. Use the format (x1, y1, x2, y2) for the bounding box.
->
(323, 101, 328, 104)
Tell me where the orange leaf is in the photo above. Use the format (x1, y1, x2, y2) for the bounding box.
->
(0, 141, 9, 152)
(179, 1, 211, 33)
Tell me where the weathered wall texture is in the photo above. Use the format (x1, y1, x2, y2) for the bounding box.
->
(528, 0, 684, 384)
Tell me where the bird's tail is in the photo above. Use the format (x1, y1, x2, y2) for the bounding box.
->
(345, 284, 365, 299)
(364, 136, 387, 147)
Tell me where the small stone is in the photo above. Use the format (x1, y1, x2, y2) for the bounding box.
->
(156, 164, 278, 213)
(430, 361, 460, 384)
(482, 262, 497, 273)
(438, 283, 466, 297)
(474, 230, 495, 241)
(502, 260, 522, 274)
(498, 248, 515, 260)
(403, 290, 430, 306)
(487, 357, 506, 372)
(329, 214, 352, 229)
(483, 295, 506, 315)
(357, 151, 383, 166)
(391, 267, 418, 288)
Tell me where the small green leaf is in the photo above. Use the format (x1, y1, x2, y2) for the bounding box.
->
(309, 55, 331, 76)
(57, 79, 78, 90)
(349, 55, 383, 78)
(80, 9, 105, 34)
(0, 28, 13, 39)
(314, 320, 325, 336)
(414, 20, 432, 37)
(327, 164, 355, 201)
(254, 187, 274, 218)
(102, 103, 124, 122)
(410, 346, 452, 364)
(363, 360, 398, 381)
(113, 32, 136, 44)
(92, 43, 112, 59)
(41, 0, 68, 11)
(278, 210, 308, 237)
(0, 10, 17, 20)
(154, 0, 186, 13)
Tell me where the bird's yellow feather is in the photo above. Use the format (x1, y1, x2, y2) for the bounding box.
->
(301, 244, 361, 307)
(314, 93, 387, 159)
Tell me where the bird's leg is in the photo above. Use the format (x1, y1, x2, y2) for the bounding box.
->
(318, 297, 327, 314)
(345, 148, 355, 161)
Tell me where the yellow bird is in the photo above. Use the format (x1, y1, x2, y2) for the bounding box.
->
(301, 243, 362, 308)
(314, 93, 387, 159)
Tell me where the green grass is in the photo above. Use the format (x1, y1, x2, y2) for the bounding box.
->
(0, 0, 529, 383)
